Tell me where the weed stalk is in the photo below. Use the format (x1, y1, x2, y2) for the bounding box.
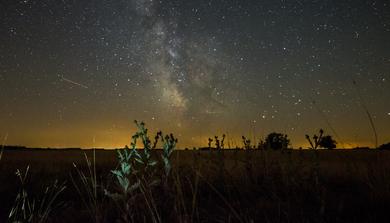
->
(306, 129, 324, 185)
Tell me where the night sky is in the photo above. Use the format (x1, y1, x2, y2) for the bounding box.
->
(1, 0, 389, 149)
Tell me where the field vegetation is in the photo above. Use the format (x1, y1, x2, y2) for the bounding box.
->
(1, 122, 390, 222)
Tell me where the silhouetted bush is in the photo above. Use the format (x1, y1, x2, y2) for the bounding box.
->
(319, 135, 338, 150)
(264, 132, 290, 150)
(378, 142, 390, 150)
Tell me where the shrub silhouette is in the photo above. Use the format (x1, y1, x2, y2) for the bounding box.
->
(319, 135, 337, 150)
(378, 142, 390, 150)
(264, 132, 290, 150)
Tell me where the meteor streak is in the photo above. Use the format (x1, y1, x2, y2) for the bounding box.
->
(204, 110, 224, 114)
(62, 78, 88, 89)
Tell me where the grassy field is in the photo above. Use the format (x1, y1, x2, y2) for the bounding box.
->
(1, 148, 390, 222)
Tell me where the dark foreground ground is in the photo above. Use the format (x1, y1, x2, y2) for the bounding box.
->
(1, 148, 390, 222)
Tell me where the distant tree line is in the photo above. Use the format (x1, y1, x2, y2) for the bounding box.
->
(0, 145, 82, 150)
(194, 131, 341, 151)
(1, 145, 27, 150)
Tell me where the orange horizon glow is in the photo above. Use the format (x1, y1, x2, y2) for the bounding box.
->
(1, 127, 385, 150)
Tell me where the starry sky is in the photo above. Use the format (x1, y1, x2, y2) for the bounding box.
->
(1, 0, 389, 149)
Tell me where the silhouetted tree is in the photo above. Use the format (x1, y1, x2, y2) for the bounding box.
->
(378, 142, 390, 150)
(264, 132, 290, 150)
(319, 135, 337, 150)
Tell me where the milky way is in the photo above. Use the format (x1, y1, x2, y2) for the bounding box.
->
(127, 0, 237, 120)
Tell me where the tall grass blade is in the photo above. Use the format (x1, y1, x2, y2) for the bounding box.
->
(9, 166, 65, 223)
(0, 133, 8, 161)
(70, 150, 114, 223)
(351, 77, 378, 148)
(310, 96, 345, 149)
(93, 135, 97, 199)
